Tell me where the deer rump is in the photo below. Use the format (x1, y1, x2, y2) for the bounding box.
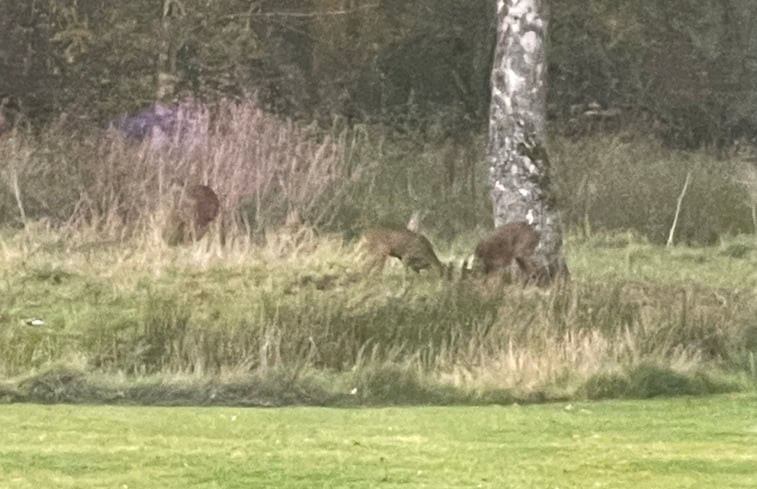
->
(164, 184, 220, 245)
(474, 221, 540, 281)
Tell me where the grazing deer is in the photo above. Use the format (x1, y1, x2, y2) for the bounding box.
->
(473, 221, 540, 283)
(164, 183, 220, 245)
(360, 227, 445, 275)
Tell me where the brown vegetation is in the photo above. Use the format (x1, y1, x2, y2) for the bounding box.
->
(473, 221, 540, 283)
(360, 227, 444, 275)
(163, 184, 220, 245)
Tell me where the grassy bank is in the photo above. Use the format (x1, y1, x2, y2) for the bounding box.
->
(1, 394, 755, 488)
(1, 105, 756, 404)
(1, 227, 755, 405)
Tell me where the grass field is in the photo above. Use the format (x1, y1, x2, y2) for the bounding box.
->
(1, 394, 755, 488)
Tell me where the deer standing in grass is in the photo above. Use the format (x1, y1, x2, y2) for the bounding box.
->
(360, 212, 445, 276)
(164, 184, 220, 245)
(473, 221, 540, 284)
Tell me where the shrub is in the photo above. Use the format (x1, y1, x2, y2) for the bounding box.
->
(579, 372, 631, 400)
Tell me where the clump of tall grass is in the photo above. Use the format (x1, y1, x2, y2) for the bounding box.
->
(552, 134, 755, 244)
(0, 98, 374, 244)
(4, 108, 755, 246)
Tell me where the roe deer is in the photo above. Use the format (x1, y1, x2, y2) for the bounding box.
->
(473, 221, 540, 283)
(164, 184, 220, 245)
(360, 227, 444, 275)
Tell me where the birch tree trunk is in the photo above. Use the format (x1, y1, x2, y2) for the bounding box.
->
(156, 0, 183, 100)
(488, 0, 568, 283)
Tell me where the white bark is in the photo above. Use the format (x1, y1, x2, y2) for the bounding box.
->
(157, 0, 183, 100)
(488, 0, 567, 282)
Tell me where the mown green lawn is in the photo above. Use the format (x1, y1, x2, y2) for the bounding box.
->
(1, 395, 755, 488)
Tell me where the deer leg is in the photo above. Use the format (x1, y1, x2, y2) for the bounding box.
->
(365, 253, 387, 275)
(514, 256, 536, 286)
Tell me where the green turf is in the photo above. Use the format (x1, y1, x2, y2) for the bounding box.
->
(1, 394, 755, 488)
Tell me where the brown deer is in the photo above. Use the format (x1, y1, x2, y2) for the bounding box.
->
(164, 183, 220, 245)
(473, 221, 540, 283)
(360, 227, 445, 275)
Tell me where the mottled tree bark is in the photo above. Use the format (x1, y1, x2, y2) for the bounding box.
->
(488, 0, 568, 282)
(156, 0, 183, 100)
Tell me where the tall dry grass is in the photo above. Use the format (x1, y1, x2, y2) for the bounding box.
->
(1, 110, 756, 404)
(551, 134, 755, 244)
(0, 98, 373, 245)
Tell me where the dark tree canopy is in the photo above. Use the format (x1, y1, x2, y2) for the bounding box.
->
(0, 0, 755, 148)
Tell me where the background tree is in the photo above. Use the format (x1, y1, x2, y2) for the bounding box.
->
(1, 0, 756, 242)
(488, 0, 567, 282)
(2, 0, 757, 147)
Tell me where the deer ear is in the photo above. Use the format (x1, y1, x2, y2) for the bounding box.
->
(460, 259, 468, 280)
(406, 210, 426, 232)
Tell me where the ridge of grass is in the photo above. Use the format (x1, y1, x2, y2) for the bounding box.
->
(1, 229, 756, 405)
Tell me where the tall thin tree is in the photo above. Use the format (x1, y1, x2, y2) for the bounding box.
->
(157, 0, 184, 100)
(488, 0, 567, 283)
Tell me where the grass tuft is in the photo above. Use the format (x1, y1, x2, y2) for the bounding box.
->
(579, 364, 741, 400)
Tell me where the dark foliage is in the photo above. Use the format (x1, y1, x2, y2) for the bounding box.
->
(2, 1, 755, 148)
